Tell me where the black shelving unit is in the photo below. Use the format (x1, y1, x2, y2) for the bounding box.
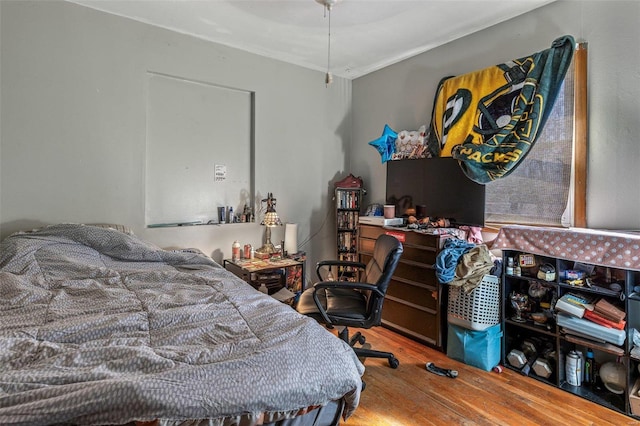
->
(502, 249, 639, 418)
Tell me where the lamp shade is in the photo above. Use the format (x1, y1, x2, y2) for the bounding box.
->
(256, 192, 282, 255)
(261, 211, 282, 227)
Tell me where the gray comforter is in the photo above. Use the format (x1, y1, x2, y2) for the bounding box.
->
(0, 224, 364, 425)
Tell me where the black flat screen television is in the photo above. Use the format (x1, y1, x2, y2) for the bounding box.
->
(386, 157, 486, 227)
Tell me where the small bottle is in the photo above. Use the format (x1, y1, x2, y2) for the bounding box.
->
(219, 206, 226, 224)
(515, 264, 522, 276)
(241, 204, 247, 223)
(228, 206, 234, 223)
(585, 349, 594, 386)
(506, 257, 515, 275)
(231, 240, 241, 261)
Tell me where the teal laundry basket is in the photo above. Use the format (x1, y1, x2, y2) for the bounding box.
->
(447, 323, 502, 371)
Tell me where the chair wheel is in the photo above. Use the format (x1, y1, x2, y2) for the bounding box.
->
(388, 357, 399, 369)
(357, 335, 366, 345)
(361, 381, 366, 391)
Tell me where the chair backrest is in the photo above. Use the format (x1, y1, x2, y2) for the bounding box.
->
(362, 234, 403, 324)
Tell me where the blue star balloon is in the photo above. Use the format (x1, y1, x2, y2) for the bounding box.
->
(368, 124, 398, 163)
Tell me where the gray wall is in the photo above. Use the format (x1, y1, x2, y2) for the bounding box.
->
(2, 0, 640, 282)
(352, 0, 640, 231)
(0, 0, 352, 282)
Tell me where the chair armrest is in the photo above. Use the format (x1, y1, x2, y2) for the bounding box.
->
(316, 260, 366, 281)
(314, 280, 383, 297)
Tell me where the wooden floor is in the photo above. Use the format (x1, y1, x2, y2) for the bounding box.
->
(340, 326, 639, 426)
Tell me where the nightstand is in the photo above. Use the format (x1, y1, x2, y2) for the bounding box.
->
(223, 257, 305, 299)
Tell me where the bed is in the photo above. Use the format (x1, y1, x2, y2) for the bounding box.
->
(0, 224, 364, 425)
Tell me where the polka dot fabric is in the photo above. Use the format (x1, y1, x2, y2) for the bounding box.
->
(0, 224, 364, 425)
(492, 225, 640, 271)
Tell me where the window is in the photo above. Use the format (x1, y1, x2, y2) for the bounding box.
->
(485, 42, 587, 228)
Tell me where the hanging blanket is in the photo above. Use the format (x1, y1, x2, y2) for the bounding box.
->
(427, 35, 575, 183)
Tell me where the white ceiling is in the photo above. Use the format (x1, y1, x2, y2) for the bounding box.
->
(69, 0, 555, 79)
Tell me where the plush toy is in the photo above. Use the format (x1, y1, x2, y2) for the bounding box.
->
(393, 125, 429, 160)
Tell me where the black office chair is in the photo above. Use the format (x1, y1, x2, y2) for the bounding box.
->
(297, 234, 403, 368)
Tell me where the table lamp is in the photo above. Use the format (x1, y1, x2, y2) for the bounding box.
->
(256, 192, 282, 255)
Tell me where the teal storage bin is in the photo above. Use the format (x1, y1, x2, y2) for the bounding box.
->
(447, 323, 502, 371)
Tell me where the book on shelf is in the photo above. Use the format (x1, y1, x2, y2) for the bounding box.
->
(555, 298, 585, 318)
(583, 309, 626, 330)
(555, 292, 595, 318)
(337, 189, 360, 209)
(337, 211, 359, 229)
(593, 298, 626, 322)
(557, 313, 626, 346)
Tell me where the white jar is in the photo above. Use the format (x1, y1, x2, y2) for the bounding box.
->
(506, 257, 515, 275)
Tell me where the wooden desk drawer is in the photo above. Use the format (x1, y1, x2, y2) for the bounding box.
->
(224, 262, 250, 281)
(402, 231, 448, 249)
(359, 225, 386, 239)
(392, 262, 438, 286)
(360, 253, 438, 287)
(382, 298, 439, 343)
(360, 238, 438, 264)
(359, 225, 447, 249)
(400, 245, 438, 264)
(387, 279, 438, 311)
(359, 237, 377, 255)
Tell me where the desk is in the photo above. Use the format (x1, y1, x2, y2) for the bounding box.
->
(223, 258, 305, 297)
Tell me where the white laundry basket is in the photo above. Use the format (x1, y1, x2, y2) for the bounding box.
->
(447, 274, 500, 331)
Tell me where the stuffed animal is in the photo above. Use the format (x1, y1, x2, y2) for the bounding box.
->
(393, 125, 429, 160)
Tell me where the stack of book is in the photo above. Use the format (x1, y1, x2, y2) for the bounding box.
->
(556, 293, 626, 346)
(587, 298, 626, 330)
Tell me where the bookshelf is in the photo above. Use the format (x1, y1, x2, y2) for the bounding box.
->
(334, 187, 364, 282)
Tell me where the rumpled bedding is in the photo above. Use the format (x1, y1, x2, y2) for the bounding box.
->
(0, 224, 364, 425)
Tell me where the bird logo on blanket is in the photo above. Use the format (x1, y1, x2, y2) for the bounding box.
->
(426, 35, 575, 184)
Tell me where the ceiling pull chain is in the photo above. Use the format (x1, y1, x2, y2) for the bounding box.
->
(317, 0, 339, 86)
(325, 6, 333, 86)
